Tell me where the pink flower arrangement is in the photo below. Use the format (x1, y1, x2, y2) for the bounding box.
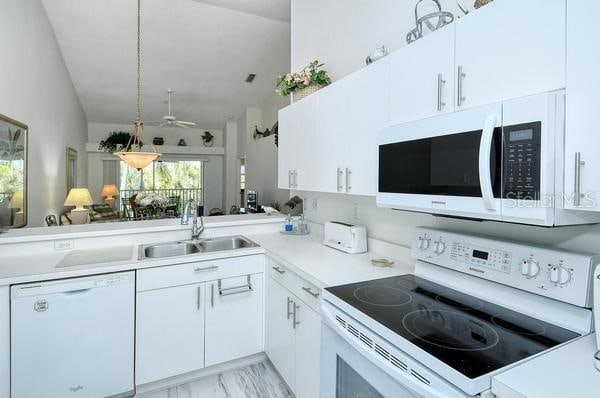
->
(276, 60, 332, 97)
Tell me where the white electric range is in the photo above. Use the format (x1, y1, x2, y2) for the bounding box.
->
(321, 227, 597, 397)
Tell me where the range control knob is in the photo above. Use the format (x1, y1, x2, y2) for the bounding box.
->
(549, 266, 571, 285)
(520, 259, 540, 278)
(418, 236, 431, 251)
(433, 240, 446, 255)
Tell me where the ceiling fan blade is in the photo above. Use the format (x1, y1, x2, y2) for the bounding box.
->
(177, 121, 196, 127)
(174, 122, 192, 129)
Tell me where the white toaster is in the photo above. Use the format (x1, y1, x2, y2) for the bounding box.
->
(323, 222, 367, 254)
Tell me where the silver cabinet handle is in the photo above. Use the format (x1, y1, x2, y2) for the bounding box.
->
(302, 286, 320, 298)
(194, 265, 218, 273)
(211, 283, 215, 308)
(437, 73, 446, 111)
(574, 152, 586, 207)
(286, 297, 293, 319)
(218, 275, 253, 296)
(457, 66, 466, 107)
(295, 171, 299, 188)
(345, 168, 352, 193)
(197, 286, 201, 310)
(272, 266, 285, 274)
(292, 302, 300, 329)
(337, 168, 344, 192)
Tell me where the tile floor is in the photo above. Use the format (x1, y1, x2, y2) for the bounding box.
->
(138, 361, 294, 398)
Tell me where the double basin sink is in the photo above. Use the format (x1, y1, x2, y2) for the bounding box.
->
(139, 236, 259, 260)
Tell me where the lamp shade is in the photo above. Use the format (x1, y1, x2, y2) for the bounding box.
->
(64, 188, 93, 211)
(114, 151, 160, 170)
(9, 190, 24, 211)
(100, 184, 119, 199)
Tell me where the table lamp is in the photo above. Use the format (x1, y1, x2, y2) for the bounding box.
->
(9, 190, 24, 213)
(101, 184, 119, 208)
(64, 188, 93, 224)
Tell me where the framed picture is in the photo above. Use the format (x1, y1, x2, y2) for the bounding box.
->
(0, 113, 28, 228)
(66, 147, 78, 193)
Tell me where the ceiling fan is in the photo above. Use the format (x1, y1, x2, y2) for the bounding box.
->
(147, 89, 197, 129)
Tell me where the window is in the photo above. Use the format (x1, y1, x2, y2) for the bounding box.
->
(120, 160, 203, 191)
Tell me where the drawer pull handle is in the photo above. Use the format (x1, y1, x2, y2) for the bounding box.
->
(302, 286, 320, 298)
(194, 265, 219, 273)
(292, 302, 300, 329)
(218, 275, 253, 296)
(272, 266, 286, 274)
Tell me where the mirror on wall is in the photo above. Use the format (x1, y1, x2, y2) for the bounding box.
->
(0, 114, 27, 229)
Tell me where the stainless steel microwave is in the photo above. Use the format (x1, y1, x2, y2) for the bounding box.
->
(377, 91, 600, 226)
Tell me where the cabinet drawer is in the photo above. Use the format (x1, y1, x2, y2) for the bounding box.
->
(294, 277, 322, 313)
(268, 259, 297, 291)
(137, 255, 264, 292)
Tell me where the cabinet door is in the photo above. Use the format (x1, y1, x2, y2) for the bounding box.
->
(136, 283, 205, 385)
(565, 0, 600, 211)
(316, 59, 390, 196)
(343, 59, 390, 196)
(389, 23, 455, 125)
(278, 95, 318, 190)
(455, 0, 566, 110)
(205, 274, 264, 367)
(265, 277, 296, 391)
(293, 302, 322, 398)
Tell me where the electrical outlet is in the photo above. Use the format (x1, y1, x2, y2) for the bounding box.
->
(353, 203, 360, 220)
(54, 239, 74, 251)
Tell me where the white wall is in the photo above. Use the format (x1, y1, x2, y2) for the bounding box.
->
(87, 122, 224, 212)
(237, 95, 290, 209)
(223, 121, 239, 210)
(0, 0, 88, 227)
(291, 0, 474, 80)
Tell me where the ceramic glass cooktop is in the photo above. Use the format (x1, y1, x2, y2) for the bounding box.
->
(326, 274, 580, 379)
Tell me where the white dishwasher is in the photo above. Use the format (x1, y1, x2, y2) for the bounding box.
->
(10, 272, 135, 398)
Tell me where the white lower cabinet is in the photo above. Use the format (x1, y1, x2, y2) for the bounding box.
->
(266, 276, 296, 388)
(205, 274, 264, 367)
(135, 255, 265, 386)
(266, 261, 321, 398)
(136, 283, 205, 385)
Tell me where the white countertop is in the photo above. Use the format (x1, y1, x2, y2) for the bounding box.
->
(492, 334, 600, 397)
(0, 224, 414, 287)
(0, 214, 285, 244)
(248, 232, 414, 288)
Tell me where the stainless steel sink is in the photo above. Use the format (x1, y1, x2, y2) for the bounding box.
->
(139, 236, 259, 259)
(197, 236, 258, 252)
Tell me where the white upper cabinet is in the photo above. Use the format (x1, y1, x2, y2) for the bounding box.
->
(565, 0, 600, 212)
(315, 59, 390, 196)
(389, 23, 455, 125)
(455, 0, 566, 110)
(278, 95, 318, 190)
(204, 274, 264, 367)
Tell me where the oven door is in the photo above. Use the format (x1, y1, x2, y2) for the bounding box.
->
(377, 103, 503, 221)
(320, 304, 470, 398)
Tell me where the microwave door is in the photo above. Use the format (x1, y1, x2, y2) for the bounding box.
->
(377, 104, 503, 220)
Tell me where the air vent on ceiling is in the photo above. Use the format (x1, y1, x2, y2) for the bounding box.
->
(246, 74, 256, 83)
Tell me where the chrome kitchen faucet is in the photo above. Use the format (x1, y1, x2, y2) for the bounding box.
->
(181, 199, 204, 240)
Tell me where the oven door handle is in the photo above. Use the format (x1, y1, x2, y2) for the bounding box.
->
(321, 305, 459, 398)
(479, 114, 498, 211)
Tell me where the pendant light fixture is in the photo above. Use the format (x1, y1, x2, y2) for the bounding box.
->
(115, 0, 161, 170)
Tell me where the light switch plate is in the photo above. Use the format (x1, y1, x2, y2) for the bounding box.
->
(54, 239, 74, 251)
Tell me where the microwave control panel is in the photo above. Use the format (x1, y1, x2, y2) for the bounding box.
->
(502, 121, 541, 200)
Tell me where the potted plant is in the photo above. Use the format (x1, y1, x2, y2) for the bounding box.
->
(276, 60, 332, 102)
(98, 131, 142, 153)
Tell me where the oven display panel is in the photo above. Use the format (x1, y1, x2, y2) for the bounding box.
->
(451, 242, 512, 273)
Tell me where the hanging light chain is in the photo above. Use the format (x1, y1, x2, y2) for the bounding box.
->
(136, 0, 142, 121)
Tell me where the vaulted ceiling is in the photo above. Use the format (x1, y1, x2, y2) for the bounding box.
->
(41, 0, 291, 129)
